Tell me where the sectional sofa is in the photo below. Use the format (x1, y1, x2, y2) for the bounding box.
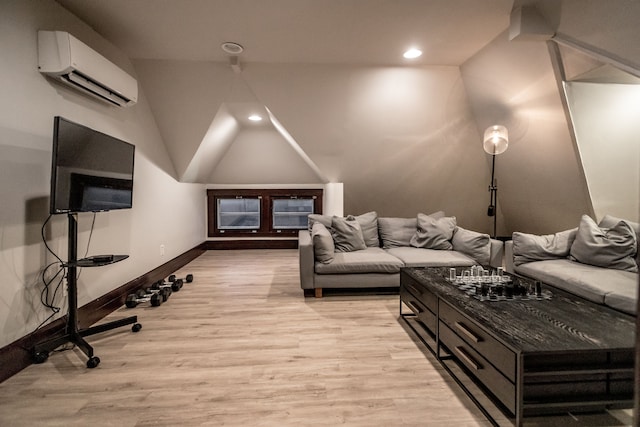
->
(299, 211, 504, 297)
(505, 214, 638, 315)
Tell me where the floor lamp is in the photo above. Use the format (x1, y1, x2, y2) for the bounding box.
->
(483, 125, 508, 238)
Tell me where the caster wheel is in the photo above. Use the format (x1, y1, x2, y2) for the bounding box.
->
(33, 351, 49, 364)
(185, 274, 194, 283)
(86, 356, 101, 369)
(132, 323, 142, 332)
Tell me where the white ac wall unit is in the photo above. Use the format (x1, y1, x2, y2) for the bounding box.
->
(38, 31, 138, 107)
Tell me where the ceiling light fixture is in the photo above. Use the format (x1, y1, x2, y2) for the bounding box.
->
(403, 48, 422, 59)
(221, 42, 244, 55)
(248, 114, 262, 121)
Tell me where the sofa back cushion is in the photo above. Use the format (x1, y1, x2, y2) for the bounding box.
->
(352, 211, 379, 247)
(451, 226, 491, 265)
(512, 228, 577, 266)
(570, 214, 637, 272)
(378, 217, 417, 249)
(410, 214, 456, 250)
(599, 214, 640, 240)
(308, 214, 332, 230)
(378, 211, 444, 249)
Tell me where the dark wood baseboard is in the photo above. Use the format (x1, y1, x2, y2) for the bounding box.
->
(0, 242, 206, 384)
(204, 239, 298, 250)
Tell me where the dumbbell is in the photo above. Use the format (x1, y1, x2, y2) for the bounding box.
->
(168, 273, 193, 284)
(154, 278, 182, 292)
(151, 279, 178, 293)
(140, 287, 171, 302)
(125, 290, 163, 308)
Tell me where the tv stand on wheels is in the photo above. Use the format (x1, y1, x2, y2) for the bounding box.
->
(32, 213, 141, 368)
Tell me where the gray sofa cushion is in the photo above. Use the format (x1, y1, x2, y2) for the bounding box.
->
(604, 284, 638, 315)
(315, 247, 404, 274)
(452, 226, 491, 266)
(308, 214, 332, 230)
(410, 214, 456, 250)
(311, 222, 334, 264)
(570, 215, 637, 272)
(515, 258, 637, 310)
(599, 214, 640, 238)
(331, 216, 366, 253)
(378, 217, 417, 249)
(353, 211, 379, 247)
(512, 228, 577, 266)
(379, 211, 444, 249)
(309, 212, 379, 247)
(386, 247, 476, 268)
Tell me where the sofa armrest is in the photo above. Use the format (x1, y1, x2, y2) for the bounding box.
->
(489, 238, 504, 269)
(298, 230, 315, 289)
(504, 240, 515, 274)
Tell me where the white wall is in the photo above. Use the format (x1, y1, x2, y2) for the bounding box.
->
(0, 0, 205, 349)
(565, 82, 640, 222)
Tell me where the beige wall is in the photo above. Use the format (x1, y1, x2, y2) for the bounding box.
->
(0, 0, 205, 348)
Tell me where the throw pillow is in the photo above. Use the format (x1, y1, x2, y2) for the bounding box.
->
(512, 228, 577, 266)
(311, 222, 334, 264)
(378, 211, 444, 249)
(451, 227, 491, 266)
(569, 215, 637, 272)
(352, 211, 379, 247)
(331, 216, 366, 253)
(410, 214, 456, 250)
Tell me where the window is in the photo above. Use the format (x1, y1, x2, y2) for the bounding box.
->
(207, 189, 323, 237)
(272, 198, 315, 230)
(216, 198, 261, 230)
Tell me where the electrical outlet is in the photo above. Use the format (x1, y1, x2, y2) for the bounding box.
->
(160, 244, 165, 257)
(62, 277, 68, 297)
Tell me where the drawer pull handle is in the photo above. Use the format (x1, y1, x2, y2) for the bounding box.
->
(407, 284, 421, 295)
(407, 301, 424, 314)
(454, 346, 482, 371)
(454, 322, 482, 343)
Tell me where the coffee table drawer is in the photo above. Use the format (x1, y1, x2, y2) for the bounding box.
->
(439, 301, 516, 382)
(401, 273, 438, 313)
(401, 286, 437, 333)
(440, 321, 516, 414)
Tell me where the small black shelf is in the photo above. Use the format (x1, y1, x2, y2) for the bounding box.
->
(72, 255, 129, 267)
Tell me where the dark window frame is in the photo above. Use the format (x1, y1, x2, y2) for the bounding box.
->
(207, 189, 323, 238)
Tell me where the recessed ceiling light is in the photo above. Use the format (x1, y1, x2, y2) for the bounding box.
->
(221, 42, 244, 55)
(248, 114, 262, 121)
(403, 48, 422, 59)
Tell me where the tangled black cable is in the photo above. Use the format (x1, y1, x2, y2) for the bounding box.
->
(32, 214, 66, 332)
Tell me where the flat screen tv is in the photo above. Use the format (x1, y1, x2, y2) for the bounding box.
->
(50, 116, 135, 214)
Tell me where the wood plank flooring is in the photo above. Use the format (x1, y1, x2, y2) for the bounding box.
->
(0, 250, 633, 426)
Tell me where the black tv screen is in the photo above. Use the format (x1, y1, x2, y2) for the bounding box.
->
(50, 116, 135, 214)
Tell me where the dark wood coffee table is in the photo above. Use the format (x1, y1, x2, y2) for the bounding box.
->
(399, 267, 635, 426)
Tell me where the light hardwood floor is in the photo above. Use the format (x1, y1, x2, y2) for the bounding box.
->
(0, 250, 633, 426)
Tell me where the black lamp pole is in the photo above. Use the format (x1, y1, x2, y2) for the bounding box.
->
(487, 154, 497, 239)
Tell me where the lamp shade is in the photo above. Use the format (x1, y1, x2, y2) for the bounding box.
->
(483, 125, 509, 155)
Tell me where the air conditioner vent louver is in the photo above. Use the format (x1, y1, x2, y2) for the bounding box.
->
(38, 31, 138, 107)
